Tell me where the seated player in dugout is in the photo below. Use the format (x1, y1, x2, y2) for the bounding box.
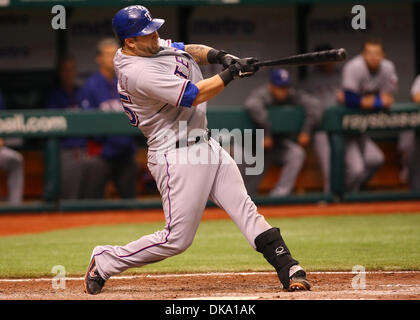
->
(300, 43, 345, 193)
(397, 75, 420, 192)
(243, 68, 322, 197)
(45, 55, 90, 200)
(342, 38, 398, 192)
(84, 5, 311, 295)
(77, 38, 138, 199)
(0, 91, 24, 205)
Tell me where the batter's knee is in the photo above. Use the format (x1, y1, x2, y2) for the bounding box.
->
(3, 149, 24, 170)
(345, 161, 364, 187)
(365, 150, 384, 170)
(165, 232, 194, 255)
(13, 152, 24, 167)
(287, 144, 306, 165)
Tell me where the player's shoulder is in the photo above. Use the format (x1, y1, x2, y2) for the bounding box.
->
(253, 83, 270, 96)
(381, 58, 396, 73)
(246, 84, 270, 103)
(343, 54, 364, 69)
(413, 74, 420, 84)
(136, 50, 181, 77)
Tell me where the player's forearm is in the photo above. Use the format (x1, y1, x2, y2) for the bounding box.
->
(344, 90, 392, 109)
(185, 44, 213, 65)
(192, 75, 225, 106)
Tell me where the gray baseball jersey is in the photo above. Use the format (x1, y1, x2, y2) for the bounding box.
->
(114, 44, 206, 152)
(91, 40, 272, 281)
(342, 54, 398, 95)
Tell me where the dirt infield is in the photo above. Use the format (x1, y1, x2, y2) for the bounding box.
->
(1, 200, 420, 236)
(0, 272, 419, 300)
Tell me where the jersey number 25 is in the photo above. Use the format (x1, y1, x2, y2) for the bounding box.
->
(119, 93, 139, 127)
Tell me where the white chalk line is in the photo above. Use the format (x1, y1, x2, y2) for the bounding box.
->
(178, 289, 420, 300)
(0, 270, 419, 283)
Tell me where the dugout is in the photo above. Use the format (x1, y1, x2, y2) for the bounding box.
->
(0, 0, 419, 211)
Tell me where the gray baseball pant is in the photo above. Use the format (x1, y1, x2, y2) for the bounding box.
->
(92, 138, 272, 280)
(82, 155, 138, 199)
(402, 131, 420, 191)
(313, 132, 330, 193)
(344, 135, 384, 192)
(60, 148, 90, 199)
(0, 146, 24, 205)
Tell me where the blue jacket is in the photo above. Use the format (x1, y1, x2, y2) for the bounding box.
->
(45, 87, 87, 149)
(77, 72, 136, 160)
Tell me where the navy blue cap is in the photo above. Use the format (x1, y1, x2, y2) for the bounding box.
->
(270, 69, 291, 86)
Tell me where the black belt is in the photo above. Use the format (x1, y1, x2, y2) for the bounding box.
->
(175, 130, 210, 149)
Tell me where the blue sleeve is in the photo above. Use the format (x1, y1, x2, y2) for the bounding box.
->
(344, 90, 362, 108)
(373, 94, 384, 109)
(171, 42, 185, 51)
(179, 82, 199, 108)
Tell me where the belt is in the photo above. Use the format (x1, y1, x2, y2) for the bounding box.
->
(175, 130, 210, 149)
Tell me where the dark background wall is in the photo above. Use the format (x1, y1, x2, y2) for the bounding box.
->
(0, 1, 418, 109)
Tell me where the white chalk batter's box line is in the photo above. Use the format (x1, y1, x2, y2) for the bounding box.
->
(0, 271, 419, 283)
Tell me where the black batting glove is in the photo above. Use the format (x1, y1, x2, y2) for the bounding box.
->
(207, 49, 239, 68)
(234, 57, 259, 78)
(220, 52, 240, 69)
(218, 57, 259, 86)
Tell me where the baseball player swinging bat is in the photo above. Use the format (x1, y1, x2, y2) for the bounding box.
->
(253, 48, 347, 68)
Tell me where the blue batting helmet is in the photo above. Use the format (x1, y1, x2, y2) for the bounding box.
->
(112, 5, 165, 41)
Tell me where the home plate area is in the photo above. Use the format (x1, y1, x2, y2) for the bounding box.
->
(0, 271, 419, 300)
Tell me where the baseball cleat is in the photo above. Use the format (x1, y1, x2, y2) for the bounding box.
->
(84, 257, 106, 295)
(288, 270, 311, 292)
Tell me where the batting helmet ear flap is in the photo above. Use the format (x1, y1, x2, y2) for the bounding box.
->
(112, 28, 124, 47)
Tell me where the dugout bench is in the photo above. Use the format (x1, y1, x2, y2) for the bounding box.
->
(0, 103, 419, 213)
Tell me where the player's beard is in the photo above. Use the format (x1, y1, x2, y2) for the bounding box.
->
(141, 41, 159, 56)
(150, 39, 160, 55)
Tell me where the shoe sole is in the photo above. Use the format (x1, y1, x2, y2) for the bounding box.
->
(288, 280, 311, 292)
(84, 258, 95, 294)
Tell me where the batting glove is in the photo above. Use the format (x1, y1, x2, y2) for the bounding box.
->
(207, 49, 239, 68)
(218, 57, 259, 86)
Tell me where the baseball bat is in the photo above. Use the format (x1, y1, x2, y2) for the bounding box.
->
(253, 48, 347, 68)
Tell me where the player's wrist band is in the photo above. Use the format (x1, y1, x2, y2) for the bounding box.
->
(207, 49, 227, 64)
(373, 95, 384, 109)
(218, 68, 234, 86)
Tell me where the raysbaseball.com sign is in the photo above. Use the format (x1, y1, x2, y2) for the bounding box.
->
(342, 111, 420, 132)
(0, 114, 67, 134)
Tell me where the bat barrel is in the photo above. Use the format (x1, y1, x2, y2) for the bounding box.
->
(254, 48, 347, 67)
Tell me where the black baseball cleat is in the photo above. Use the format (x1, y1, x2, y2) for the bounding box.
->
(84, 257, 106, 295)
(288, 270, 311, 292)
